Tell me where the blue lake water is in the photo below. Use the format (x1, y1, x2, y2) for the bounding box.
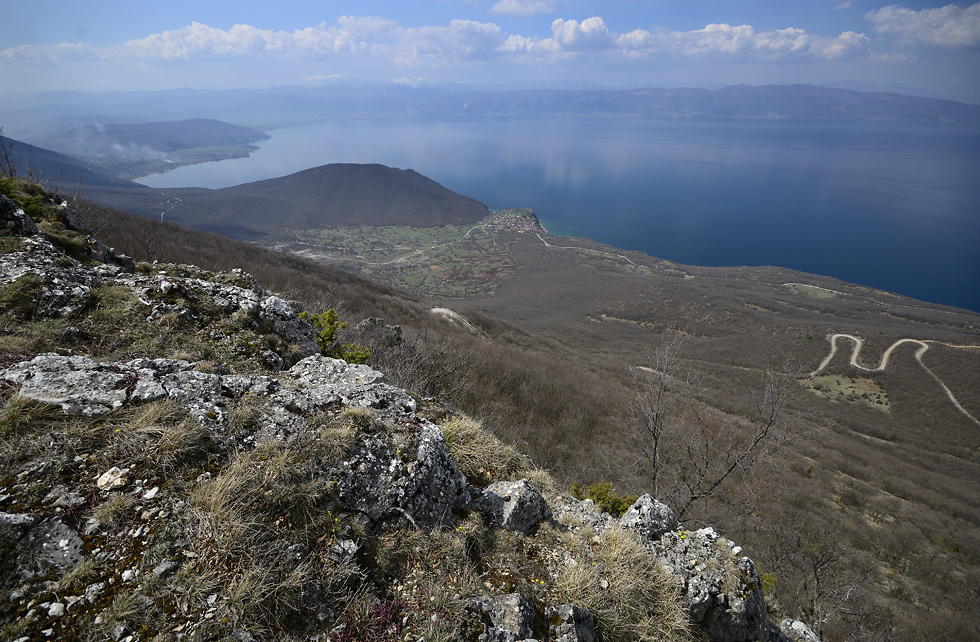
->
(139, 117, 980, 312)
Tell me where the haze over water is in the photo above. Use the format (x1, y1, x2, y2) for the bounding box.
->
(140, 118, 980, 313)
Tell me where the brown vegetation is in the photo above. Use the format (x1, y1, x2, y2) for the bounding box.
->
(65, 192, 980, 641)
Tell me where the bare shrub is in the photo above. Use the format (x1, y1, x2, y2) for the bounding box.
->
(626, 333, 812, 522)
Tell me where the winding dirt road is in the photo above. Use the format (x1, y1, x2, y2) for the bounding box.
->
(812, 334, 979, 426)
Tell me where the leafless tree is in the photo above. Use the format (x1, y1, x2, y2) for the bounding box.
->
(0, 125, 17, 178)
(761, 522, 867, 639)
(626, 332, 695, 498)
(120, 214, 162, 262)
(627, 333, 811, 521)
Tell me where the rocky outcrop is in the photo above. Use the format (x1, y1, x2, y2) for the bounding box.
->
(655, 526, 787, 642)
(1, 193, 317, 371)
(1, 352, 466, 530)
(1, 194, 40, 236)
(550, 494, 791, 642)
(619, 493, 678, 540)
(0, 185, 812, 642)
(465, 594, 597, 642)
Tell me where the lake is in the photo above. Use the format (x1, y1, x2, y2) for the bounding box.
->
(139, 117, 980, 313)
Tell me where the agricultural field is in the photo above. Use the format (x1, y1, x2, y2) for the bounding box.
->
(275, 209, 542, 297)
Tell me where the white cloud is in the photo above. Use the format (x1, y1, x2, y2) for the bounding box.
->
(397, 20, 505, 65)
(866, 3, 980, 47)
(0, 14, 877, 87)
(551, 17, 614, 51)
(0, 42, 94, 64)
(121, 17, 406, 61)
(490, 0, 558, 18)
(617, 23, 868, 60)
(124, 22, 275, 59)
(117, 17, 507, 67)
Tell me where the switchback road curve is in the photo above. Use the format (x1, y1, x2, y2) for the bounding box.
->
(812, 334, 979, 426)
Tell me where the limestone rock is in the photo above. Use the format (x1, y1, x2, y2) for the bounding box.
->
(619, 494, 678, 541)
(336, 422, 470, 529)
(96, 467, 129, 490)
(550, 496, 615, 534)
(2, 354, 131, 416)
(654, 527, 789, 642)
(466, 593, 537, 641)
(20, 519, 85, 573)
(780, 619, 822, 642)
(479, 479, 552, 535)
(259, 295, 319, 358)
(546, 604, 596, 642)
(0, 194, 40, 236)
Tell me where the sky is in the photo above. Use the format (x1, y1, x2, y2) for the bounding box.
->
(1, 0, 979, 103)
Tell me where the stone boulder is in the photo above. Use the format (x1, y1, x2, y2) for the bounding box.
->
(466, 593, 537, 642)
(2, 354, 133, 416)
(259, 295, 319, 358)
(550, 495, 616, 535)
(465, 594, 597, 642)
(0, 194, 39, 236)
(479, 479, 552, 535)
(780, 619, 822, 642)
(619, 494, 678, 540)
(336, 421, 471, 530)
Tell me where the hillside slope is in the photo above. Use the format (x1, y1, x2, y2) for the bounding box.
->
(0, 179, 815, 642)
(38, 118, 269, 154)
(68, 188, 980, 641)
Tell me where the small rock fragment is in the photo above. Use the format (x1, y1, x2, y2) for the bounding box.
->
(97, 467, 129, 490)
(153, 560, 178, 578)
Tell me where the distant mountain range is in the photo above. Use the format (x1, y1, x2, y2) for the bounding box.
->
(417, 84, 980, 123)
(2, 84, 978, 141)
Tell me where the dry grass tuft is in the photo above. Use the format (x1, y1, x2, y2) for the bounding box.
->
(439, 415, 529, 487)
(58, 557, 100, 591)
(187, 442, 333, 635)
(93, 493, 136, 526)
(0, 395, 61, 437)
(559, 526, 691, 642)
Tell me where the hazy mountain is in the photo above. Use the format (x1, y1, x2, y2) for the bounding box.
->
(1, 137, 490, 235)
(419, 84, 980, 123)
(86, 163, 491, 237)
(0, 135, 146, 190)
(34, 118, 268, 157)
(3, 84, 977, 143)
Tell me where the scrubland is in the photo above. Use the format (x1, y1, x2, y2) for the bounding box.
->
(41, 190, 980, 641)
